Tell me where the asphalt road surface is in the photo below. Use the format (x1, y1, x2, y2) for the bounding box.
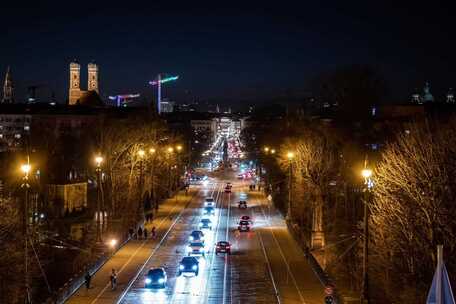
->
(66, 171, 325, 304)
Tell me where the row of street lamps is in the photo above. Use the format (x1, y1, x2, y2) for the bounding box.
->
(262, 146, 374, 303)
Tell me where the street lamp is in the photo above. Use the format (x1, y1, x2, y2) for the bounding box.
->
(361, 167, 373, 304)
(94, 155, 104, 242)
(149, 147, 157, 209)
(167, 147, 174, 196)
(270, 149, 276, 154)
(20, 161, 32, 303)
(264, 146, 270, 153)
(287, 151, 294, 220)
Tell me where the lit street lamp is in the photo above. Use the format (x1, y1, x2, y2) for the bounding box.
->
(20, 161, 32, 303)
(167, 147, 174, 196)
(361, 167, 373, 304)
(287, 151, 294, 220)
(94, 155, 103, 242)
(149, 148, 157, 209)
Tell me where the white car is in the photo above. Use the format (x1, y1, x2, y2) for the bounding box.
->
(204, 197, 215, 207)
(187, 242, 206, 256)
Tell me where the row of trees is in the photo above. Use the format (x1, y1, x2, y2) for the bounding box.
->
(244, 108, 456, 302)
(0, 110, 187, 303)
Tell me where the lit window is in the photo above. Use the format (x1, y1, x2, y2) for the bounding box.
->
(0, 134, 3, 138)
(24, 126, 30, 131)
(15, 134, 21, 139)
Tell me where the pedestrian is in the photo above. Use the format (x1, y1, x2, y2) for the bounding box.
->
(84, 272, 91, 290)
(138, 227, 143, 240)
(151, 226, 156, 239)
(128, 227, 134, 239)
(144, 228, 148, 239)
(110, 269, 117, 290)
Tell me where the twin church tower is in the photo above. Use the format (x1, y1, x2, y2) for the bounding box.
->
(69, 61, 99, 105)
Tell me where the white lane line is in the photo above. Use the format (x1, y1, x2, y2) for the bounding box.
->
(88, 192, 191, 304)
(114, 189, 200, 304)
(168, 182, 221, 304)
(257, 195, 307, 304)
(257, 213, 282, 304)
(222, 189, 231, 304)
(202, 182, 225, 304)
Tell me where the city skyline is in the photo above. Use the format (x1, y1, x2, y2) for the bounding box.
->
(1, 2, 455, 104)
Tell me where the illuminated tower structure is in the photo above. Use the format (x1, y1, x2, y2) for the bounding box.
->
(88, 63, 99, 93)
(69, 61, 82, 105)
(2, 66, 14, 103)
(69, 61, 100, 105)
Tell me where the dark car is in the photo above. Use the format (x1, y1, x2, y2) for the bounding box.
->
(178, 256, 199, 276)
(199, 218, 213, 230)
(215, 241, 231, 255)
(189, 230, 205, 243)
(144, 268, 167, 288)
(203, 206, 215, 215)
(238, 201, 247, 209)
(238, 220, 250, 232)
(224, 186, 231, 193)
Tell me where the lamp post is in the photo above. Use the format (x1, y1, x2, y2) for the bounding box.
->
(138, 149, 145, 221)
(149, 148, 156, 209)
(287, 151, 294, 220)
(361, 168, 373, 304)
(176, 145, 183, 189)
(20, 162, 32, 304)
(167, 147, 174, 197)
(94, 156, 103, 242)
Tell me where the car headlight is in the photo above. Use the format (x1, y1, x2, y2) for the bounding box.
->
(145, 278, 152, 284)
(158, 278, 165, 284)
(199, 223, 203, 226)
(179, 265, 184, 270)
(187, 246, 192, 253)
(200, 236, 204, 241)
(192, 265, 197, 270)
(189, 236, 194, 241)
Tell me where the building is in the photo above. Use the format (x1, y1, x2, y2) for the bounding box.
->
(160, 99, 175, 113)
(0, 112, 31, 151)
(69, 61, 100, 105)
(2, 67, 14, 104)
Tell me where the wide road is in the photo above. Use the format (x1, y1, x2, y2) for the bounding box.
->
(117, 170, 325, 304)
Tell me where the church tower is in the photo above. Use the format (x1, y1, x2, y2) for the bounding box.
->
(69, 61, 82, 105)
(2, 66, 14, 103)
(87, 62, 99, 93)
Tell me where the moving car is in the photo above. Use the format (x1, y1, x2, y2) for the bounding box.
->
(239, 193, 247, 200)
(187, 241, 206, 256)
(240, 215, 253, 223)
(203, 206, 215, 215)
(144, 268, 167, 288)
(204, 197, 215, 207)
(238, 220, 251, 232)
(199, 218, 213, 230)
(215, 241, 231, 255)
(189, 230, 204, 243)
(178, 256, 199, 276)
(224, 186, 231, 193)
(238, 201, 247, 209)
(237, 174, 244, 180)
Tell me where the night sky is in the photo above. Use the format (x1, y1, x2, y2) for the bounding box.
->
(1, 1, 455, 106)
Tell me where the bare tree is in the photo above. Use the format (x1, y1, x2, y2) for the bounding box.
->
(371, 118, 456, 303)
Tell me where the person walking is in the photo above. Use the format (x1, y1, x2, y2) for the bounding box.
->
(143, 228, 148, 239)
(110, 269, 117, 290)
(151, 226, 156, 239)
(84, 272, 91, 290)
(138, 227, 143, 240)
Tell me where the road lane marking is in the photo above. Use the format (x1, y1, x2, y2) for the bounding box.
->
(257, 194, 307, 304)
(169, 182, 221, 304)
(88, 190, 197, 304)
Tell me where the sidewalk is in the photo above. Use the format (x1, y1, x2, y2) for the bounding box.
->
(65, 188, 198, 304)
